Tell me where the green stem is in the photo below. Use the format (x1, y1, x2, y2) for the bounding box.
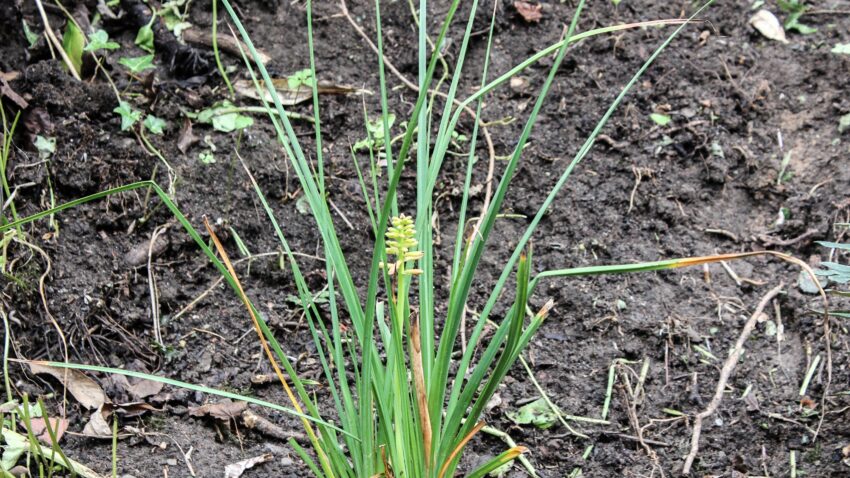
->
(212, 0, 235, 97)
(208, 106, 314, 123)
(392, 260, 408, 475)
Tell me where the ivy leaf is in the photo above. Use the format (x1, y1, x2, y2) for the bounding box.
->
(84, 30, 120, 52)
(143, 115, 167, 135)
(160, 1, 193, 38)
(119, 54, 156, 74)
(1, 428, 28, 470)
(197, 101, 254, 132)
(135, 23, 155, 53)
(34, 135, 56, 160)
(114, 101, 142, 131)
(353, 114, 395, 152)
(777, 0, 817, 35)
(61, 21, 84, 76)
(650, 113, 672, 126)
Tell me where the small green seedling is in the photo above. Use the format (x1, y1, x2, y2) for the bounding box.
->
(196, 101, 254, 132)
(650, 112, 671, 126)
(198, 151, 216, 164)
(834, 43, 850, 55)
(33, 136, 56, 160)
(135, 22, 156, 54)
(287, 69, 315, 90)
(114, 101, 142, 131)
(353, 113, 395, 152)
(84, 30, 120, 52)
(506, 398, 558, 429)
(143, 115, 167, 135)
(778, 0, 817, 35)
(159, 0, 193, 37)
(119, 54, 156, 74)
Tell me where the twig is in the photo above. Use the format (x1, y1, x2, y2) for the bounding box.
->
(618, 372, 664, 477)
(682, 283, 785, 474)
(704, 228, 739, 242)
(757, 228, 820, 247)
(242, 408, 308, 443)
(183, 28, 271, 65)
(32, 0, 82, 81)
(148, 225, 168, 347)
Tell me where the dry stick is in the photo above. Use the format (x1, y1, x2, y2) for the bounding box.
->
(148, 225, 168, 347)
(681, 283, 785, 474)
(182, 28, 272, 65)
(33, 0, 82, 81)
(14, 235, 70, 414)
(203, 219, 332, 474)
(618, 379, 664, 478)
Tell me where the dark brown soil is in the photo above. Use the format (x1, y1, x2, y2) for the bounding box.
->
(2, 1, 849, 477)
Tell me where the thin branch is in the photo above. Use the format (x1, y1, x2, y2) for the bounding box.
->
(682, 283, 785, 474)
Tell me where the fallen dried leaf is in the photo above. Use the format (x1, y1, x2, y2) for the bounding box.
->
(128, 378, 164, 399)
(749, 10, 788, 44)
(29, 363, 106, 410)
(514, 1, 542, 23)
(224, 453, 274, 478)
(82, 405, 112, 438)
(118, 402, 157, 417)
(189, 399, 247, 421)
(177, 117, 199, 155)
(28, 417, 69, 444)
(124, 234, 168, 268)
(233, 78, 367, 106)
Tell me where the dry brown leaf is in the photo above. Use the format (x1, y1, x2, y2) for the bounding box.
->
(749, 10, 788, 44)
(28, 417, 69, 444)
(514, 1, 542, 23)
(127, 379, 163, 399)
(189, 399, 247, 421)
(233, 79, 367, 106)
(224, 453, 274, 478)
(82, 405, 112, 438)
(29, 363, 106, 410)
(177, 117, 199, 155)
(115, 401, 157, 417)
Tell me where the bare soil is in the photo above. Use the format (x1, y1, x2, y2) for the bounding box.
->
(2, 0, 849, 477)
